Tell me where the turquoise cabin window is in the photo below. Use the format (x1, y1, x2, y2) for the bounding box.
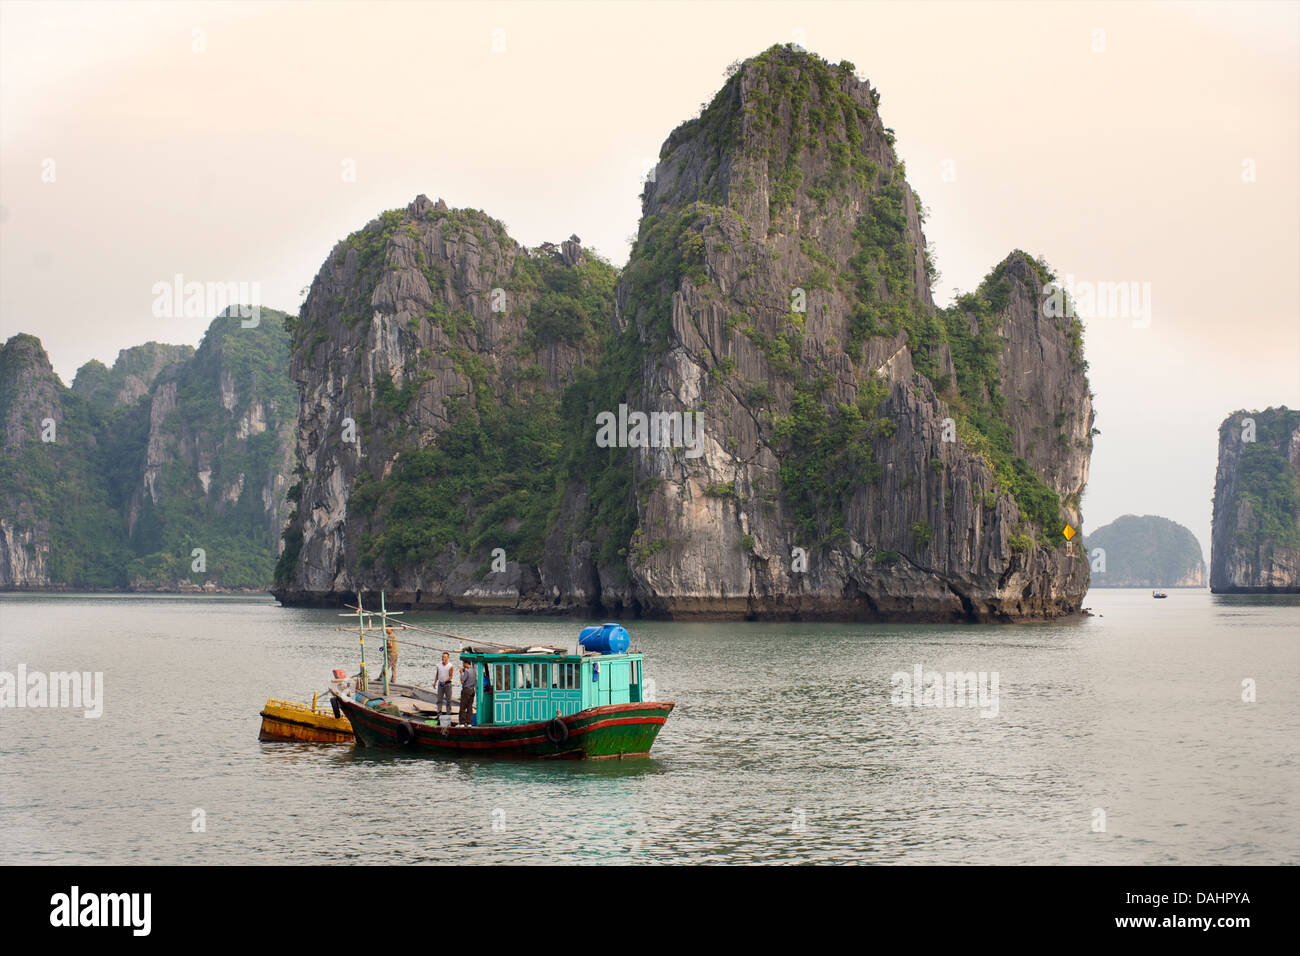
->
(472, 652, 642, 726)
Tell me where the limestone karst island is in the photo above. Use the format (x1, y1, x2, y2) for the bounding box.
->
(4, 46, 1298, 618)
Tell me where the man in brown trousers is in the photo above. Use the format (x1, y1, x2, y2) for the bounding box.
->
(459, 659, 478, 726)
(384, 627, 399, 682)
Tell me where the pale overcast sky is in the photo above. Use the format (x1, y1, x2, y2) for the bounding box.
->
(2, 0, 1297, 560)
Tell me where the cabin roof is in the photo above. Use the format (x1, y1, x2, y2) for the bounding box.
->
(461, 646, 640, 661)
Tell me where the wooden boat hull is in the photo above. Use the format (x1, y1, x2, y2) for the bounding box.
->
(334, 693, 674, 759)
(259, 698, 355, 743)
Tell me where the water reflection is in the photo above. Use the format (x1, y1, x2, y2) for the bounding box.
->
(1, 589, 1296, 864)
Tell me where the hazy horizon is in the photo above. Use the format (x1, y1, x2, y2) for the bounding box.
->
(3, 0, 1298, 562)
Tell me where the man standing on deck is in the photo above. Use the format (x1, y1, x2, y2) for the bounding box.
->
(459, 659, 477, 726)
(435, 652, 454, 717)
(384, 627, 399, 682)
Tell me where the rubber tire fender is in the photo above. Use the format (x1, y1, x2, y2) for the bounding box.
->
(395, 720, 418, 746)
(331, 696, 342, 720)
(544, 717, 569, 744)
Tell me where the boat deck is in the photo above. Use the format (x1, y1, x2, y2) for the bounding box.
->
(348, 680, 462, 718)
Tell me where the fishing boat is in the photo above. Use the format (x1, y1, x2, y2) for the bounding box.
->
(1152, 590, 1168, 599)
(328, 597, 673, 758)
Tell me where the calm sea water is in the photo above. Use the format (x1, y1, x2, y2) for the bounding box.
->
(0, 590, 1296, 865)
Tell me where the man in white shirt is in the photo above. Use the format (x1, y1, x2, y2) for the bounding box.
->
(435, 652, 454, 717)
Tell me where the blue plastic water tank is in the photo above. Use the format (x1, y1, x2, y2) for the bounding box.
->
(578, 623, 630, 654)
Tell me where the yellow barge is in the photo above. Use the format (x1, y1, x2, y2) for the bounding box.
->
(258, 694, 354, 743)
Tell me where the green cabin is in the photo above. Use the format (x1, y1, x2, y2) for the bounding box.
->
(461, 641, 645, 727)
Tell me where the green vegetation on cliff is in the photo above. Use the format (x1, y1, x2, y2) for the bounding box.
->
(128, 312, 296, 588)
(659, 45, 1074, 546)
(1, 313, 295, 590)
(770, 375, 886, 545)
(621, 204, 714, 347)
(941, 260, 1066, 539)
(0, 350, 134, 586)
(1225, 407, 1300, 553)
(344, 250, 633, 579)
(333, 204, 512, 332)
(514, 248, 618, 348)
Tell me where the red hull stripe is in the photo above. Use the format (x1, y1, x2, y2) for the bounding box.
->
(343, 706, 667, 750)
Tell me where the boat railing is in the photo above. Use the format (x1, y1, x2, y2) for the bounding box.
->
(264, 695, 329, 716)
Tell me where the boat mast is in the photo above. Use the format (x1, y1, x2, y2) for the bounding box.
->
(338, 592, 371, 692)
(338, 592, 403, 698)
(379, 591, 399, 697)
(357, 591, 369, 690)
(380, 592, 389, 698)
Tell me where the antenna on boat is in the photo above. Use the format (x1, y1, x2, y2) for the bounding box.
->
(378, 591, 404, 697)
(338, 592, 403, 698)
(349, 591, 368, 692)
(340, 592, 372, 695)
(379, 592, 388, 697)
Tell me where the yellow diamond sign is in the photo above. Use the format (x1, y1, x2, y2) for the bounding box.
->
(1062, 525, 1076, 540)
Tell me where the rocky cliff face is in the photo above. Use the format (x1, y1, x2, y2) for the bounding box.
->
(71, 342, 193, 408)
(273, 195, 619, 605)
(121, 311, 298, 588)
(0, 334, 65, 587)
(0, 314, 296, 590)
(616, 46, 1092, 619)
(1210, 407, 1300, 592)
(273, 44, 1094, 620)
(1082, 514, 1206, 588)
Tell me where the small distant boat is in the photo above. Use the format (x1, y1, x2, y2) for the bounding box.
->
(1152, 590, 1168, 599)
